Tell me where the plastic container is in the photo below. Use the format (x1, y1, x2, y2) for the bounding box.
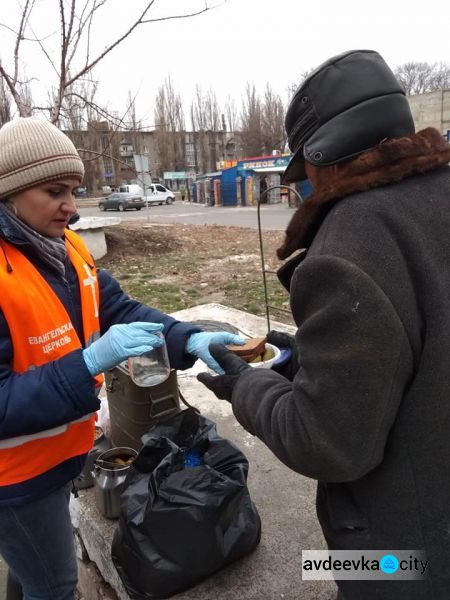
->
(92, 446, 138, 519)
(248, 342, 281, 369)
(105, 366, 181, 451)
(272, 347, 293, 368)
(128, 331, 170, 387)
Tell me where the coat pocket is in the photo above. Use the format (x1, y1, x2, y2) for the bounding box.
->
(316, 481, 370, 544)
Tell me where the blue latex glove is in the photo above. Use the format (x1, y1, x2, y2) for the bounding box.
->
(83, 322, 164, 376)
(186, 331, 246, 374)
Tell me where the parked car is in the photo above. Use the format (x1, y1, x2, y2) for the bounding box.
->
(74, 186, 87, 198)
(98, 192, 145, 212)
(144, 184, 176, 205)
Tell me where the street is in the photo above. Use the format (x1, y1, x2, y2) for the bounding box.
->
(77, 200, 296, 231)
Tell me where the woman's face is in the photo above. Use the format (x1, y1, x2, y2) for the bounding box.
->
(10, 178, 79, 237)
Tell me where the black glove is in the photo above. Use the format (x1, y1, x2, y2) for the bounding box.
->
(267, 329, 299, 382)
(197, 343, 250, 401)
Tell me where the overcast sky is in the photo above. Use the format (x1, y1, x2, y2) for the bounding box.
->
(1, 0, 449, 128)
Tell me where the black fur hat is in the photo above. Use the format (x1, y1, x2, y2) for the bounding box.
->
(283, 49, 415, 182)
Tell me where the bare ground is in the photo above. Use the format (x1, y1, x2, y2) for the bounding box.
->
(97, 221, 294, 325)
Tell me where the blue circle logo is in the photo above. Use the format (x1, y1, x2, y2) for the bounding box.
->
(380, 554, 399, 574)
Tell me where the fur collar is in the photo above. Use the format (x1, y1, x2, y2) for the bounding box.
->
(277, 128, 450, 259)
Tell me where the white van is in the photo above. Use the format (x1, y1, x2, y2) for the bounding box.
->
(144, 184, 176, 205)
(118, 184, 144, 195)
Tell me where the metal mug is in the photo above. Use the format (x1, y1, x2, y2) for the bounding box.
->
(74, 427, 112, 490)
(92, 446, 137, 519)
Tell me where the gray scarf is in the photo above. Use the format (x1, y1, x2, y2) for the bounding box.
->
(0, 202, 67, 276)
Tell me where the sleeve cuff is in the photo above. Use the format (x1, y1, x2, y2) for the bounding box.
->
(165, 322, 202, 370)
(56, 349, 100, 414)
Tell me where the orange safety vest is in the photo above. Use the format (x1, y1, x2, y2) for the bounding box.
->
(0, 229, 104, 486)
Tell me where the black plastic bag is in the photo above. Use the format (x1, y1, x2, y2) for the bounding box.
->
(111, 408, 261, 599)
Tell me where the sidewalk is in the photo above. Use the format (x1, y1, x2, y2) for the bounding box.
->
(70, 304, 337, 600)
(76, 196, 102, 207)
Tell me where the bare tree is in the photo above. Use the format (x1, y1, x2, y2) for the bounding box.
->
(190, 85, 226, 172)
(204, 89, 220, 131)
(61, 75, 109, 191)
(0, 74, 12, 126)
(204, 89, 221, 171)
(154, 77, 185, 176)
(394, 61, 450, 95)
(287, 67, 315, 98)
(0, 1, 214, 124)
(126, 91, 141, 130)
(240, 82, 263, 157)
(125, 90, 143, 157)
(191, 85, 206, 131)
(60, 75, 99, 131)
(261, 84, 285, 154)
(430, 63, 450, 91)
(224, 97, 238, 133)
(154, 86, 170, 175)
(189, 100, 199, 173)
(190, 85, 208, 173)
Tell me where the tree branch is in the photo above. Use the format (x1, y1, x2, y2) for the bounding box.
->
(65, 0, 77, 65)
(141, 3, 212, 24)
(66, 0, 156, 87)
(0, 21, 57, 42)
(0, 64, 24, 114)
(13, 0, 35, 86)
(25, 21, 60, 77)
(30, 105, 53, 113)
(66, 0, 104, 69)
(76, 147, 142, 186)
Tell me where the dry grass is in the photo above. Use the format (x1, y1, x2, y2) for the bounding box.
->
(97, 222, 294, 325)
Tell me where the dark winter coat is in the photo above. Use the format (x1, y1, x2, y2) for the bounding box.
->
(231, 129, 450, 599)
(0, 216, 200, 506)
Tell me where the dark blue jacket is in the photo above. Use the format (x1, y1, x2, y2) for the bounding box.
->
(0, 215, 199, 505)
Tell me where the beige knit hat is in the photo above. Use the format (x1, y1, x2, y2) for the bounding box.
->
(0, 117, 85, 199)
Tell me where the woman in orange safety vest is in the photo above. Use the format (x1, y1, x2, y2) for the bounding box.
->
(0, 117, 244, 600)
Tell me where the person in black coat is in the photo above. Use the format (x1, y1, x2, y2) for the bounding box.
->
(198, 50, 450, 600)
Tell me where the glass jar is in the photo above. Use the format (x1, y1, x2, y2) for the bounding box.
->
(128, 331, 170, 387)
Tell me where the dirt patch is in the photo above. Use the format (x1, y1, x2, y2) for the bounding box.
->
(97, 221, 294, 324)
(101, 224, 183, 257)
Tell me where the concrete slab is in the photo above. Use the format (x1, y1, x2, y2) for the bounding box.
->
(70, 304, 337, 600)
(71, 216, 121, 259)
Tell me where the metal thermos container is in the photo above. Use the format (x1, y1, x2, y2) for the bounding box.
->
(105, 365, 181, 451)
(92, 447, 137, 519)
